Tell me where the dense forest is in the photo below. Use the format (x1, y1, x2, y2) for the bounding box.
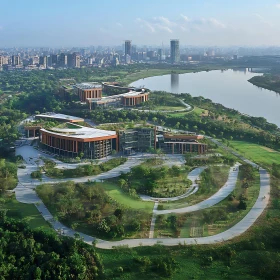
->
(0, 214, 103, 279)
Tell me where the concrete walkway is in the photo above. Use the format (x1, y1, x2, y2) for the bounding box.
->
(154, 163, 240, 215)
(96, 168, 270, 249)
(149, 202, 159, 238)
(140, 166, 207, 202)
(31, 167, 269, 249)
(13, 136, 270, 249)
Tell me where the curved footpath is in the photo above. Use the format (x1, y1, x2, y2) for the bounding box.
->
(140, 166, 207, 202)
(96, 168, 269, 249)
(154, 163, 240, 214)
(14, 140, 270, 249)
(15, 146, 185, 203)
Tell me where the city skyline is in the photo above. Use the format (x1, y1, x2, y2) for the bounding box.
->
(1, 0, 280, 47)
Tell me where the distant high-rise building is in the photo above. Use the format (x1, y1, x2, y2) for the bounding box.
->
(12, 55, 21, 66)
(51, 54, 59, 65)
(31, 55, 39, 65)
(125, 40, 132, 57)
(0, 56, 9, 66)
(59, 53, 67, 67)
(39, 56, 47, 67)
(170, 39, 180, 64)
(67, 52, 80, 68)
(158, 49, 165, 61)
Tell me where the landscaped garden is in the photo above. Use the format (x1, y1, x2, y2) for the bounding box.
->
(158, 165, 230, 209)
(36, 181, 152, 240)
(117, 164, 192, 198)
(39, 157, 127, 178)
(154, 164, 259, 238)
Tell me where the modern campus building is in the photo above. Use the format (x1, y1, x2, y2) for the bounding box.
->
(86, 89, 149, 109)
(35, 113, 84, 123)
(118, 128, 207, 155)
(170, 39, 180, 64)
(24, 113, 84, 138)
(118, 128, 156, 154)
(157, 133, 208, 154)
(59, 81, 150, 109)
(74, 83, 103, 102)
(39, 124, 118, 159)
(102, 82, 135, 95)
(26, 112, 207, 159)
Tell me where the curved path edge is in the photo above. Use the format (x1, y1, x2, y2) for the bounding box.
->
(96, 168, 270, 248)
(14, 136, 270, 249)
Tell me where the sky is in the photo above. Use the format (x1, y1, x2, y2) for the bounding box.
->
(1, 0, 280, 47)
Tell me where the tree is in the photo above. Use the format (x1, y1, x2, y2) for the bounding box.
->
(238, 199, 247, 210)
(114, 208, 124, 220)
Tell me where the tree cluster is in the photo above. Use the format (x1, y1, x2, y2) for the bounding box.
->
(0, 214, 103, 279)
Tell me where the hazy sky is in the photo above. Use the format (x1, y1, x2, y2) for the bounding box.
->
(1, 0, 280, 47)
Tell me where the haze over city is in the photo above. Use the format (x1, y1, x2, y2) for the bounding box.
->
(2, 0, 280, 47)
(1, 1, 280, 280)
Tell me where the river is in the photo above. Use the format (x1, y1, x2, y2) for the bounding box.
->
(130, 69, 280, 127)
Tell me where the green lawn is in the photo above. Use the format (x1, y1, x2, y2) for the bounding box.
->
(192, 106, 208, 116)
(230, 140, 280, 166)
(101, 182, 154, 212)
(153, 105, 186, 111)
(3, 194, 52, 230)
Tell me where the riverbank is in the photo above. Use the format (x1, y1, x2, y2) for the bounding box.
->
(123, 65, 223, 85)
(248, 74, 280, 94)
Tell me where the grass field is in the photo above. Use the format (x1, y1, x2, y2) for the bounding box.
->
(192, 106, 209, 116)
(167, 106, 206, 117)
(3, 194, 52, 230)
(101, 182, 154, 212)
(153, 105, 186, 111)
(230, 140, 280, 166)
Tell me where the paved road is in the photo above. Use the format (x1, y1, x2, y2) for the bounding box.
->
(140, 166, 207, 202)
(34, 167, 269, 249)
(13, 132, 270, 249)
(153, 163, 240, 214)
(15, 146, 185, 204)
(95, 168, 270, 249)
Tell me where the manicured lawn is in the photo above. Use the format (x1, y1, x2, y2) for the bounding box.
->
(4, 194, 52, 230)
(153, 105, 186, 111)
(230, 140, 280, 166)
(168, 111, 188, 117)
(101, 182, 154, 212)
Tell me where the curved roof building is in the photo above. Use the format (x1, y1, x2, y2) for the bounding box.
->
(39, 124, 118, 159)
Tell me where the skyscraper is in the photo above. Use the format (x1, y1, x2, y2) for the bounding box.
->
(12, 55, 21, 66)
(125, 40, 132, 56)
(170, 39, 180, 64)
(67, 52, 80, 68)
(59, 53, 67, 67)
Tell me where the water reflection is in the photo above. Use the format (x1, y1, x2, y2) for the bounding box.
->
(131, 69, 280, 126)
(171, 73, 179, 92)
